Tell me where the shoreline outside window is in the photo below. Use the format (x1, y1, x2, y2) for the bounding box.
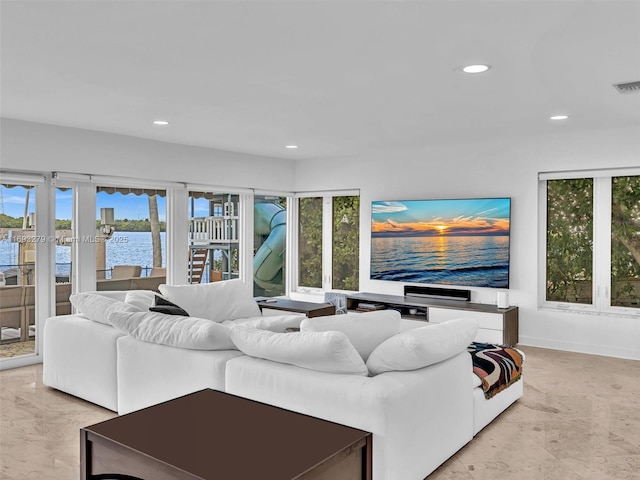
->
(53, 185, 73, 331)
(0, 172, 52, 369)
(0, 183, 38, 358)
(540, 169, 640, 314)
(95, 186, 167, 291)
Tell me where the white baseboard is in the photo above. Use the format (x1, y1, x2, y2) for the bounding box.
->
(519, 335, 640, 361)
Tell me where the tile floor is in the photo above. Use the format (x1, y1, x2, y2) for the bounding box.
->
(0, 346, 639, 479)
(0, 339, 36, 359)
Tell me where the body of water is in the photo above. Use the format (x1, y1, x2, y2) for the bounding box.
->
(370, 235, 510, 288)
(0, 231, 166, 278)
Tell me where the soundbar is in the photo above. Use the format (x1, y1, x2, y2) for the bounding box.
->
(404, 285, 471, 302)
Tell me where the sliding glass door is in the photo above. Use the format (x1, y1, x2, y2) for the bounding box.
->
(0, 182, 38, 360)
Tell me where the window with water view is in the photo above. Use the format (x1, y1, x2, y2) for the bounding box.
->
(95, 186, 167, 290)
(0, 184, 37, 358)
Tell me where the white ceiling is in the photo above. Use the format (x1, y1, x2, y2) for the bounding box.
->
(2, 0, 640, 160)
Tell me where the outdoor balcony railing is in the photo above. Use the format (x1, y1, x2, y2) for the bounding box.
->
(189, 216, 238, 243)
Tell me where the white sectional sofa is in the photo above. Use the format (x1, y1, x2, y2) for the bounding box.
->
(43, 283, 299, 414)
(42, 280, 524, 480)
(225, 352, 474, 479)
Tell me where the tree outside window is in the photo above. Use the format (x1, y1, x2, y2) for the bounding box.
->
(544, 174, 640, 310)
(546, 178, 593, 304)
(611, 175, 640, 307)
(298, 194, 359, 292)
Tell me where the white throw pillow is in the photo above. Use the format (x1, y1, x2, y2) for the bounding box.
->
(300, 310, 402, 361)
(230, 327, 368, 375)
(124, 290, 157, 311)
(109, 311, 235, 350)
(159, 279, 260, 322)
(69, 292, 142, 325)
(77, 290, 129, 301)
(225, 314, 306, 333)
(366, 318, 479, 375)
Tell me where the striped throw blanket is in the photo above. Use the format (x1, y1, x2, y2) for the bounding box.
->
(468, 342, 523, 399)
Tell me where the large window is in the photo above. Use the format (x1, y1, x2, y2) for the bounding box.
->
(545, 178, 594, 304)
(331, 195, 360, 291)
(297, 193, 359, 293)
(541, 170, 640, 312)
(0, 184, 37, 357)
(95, 186, 166, 289)
(188, 191, 240, 284)
(298, 197, 323, 289)
(53, 186, 73, 328)
(611, 175, 640, 308)
(254, 195, 287, 297)
(55, 187, 73, 285)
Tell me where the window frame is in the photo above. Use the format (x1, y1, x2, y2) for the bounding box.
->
(0, 172, 50, 369)
(539, 167, 640, 316)
(292, 189, 360, 295)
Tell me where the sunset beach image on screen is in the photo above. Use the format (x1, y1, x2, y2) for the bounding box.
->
(370, 198, 511, 288)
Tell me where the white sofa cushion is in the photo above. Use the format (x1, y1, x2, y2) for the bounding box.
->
(117, 336, 244, 415)
(42, 314, 125, 412)
(159, 279, 260, 322)
(225, 351, 474, 480)
(109, 311, 235, 350)
(300, 310, 401, 361)
(230, 327, 368, 375)
(70, 292, 142, 325)
(70, 290, 129, 302)
(124, 290, 157, 311)
(366, 318, 478, 375)
(224, 313, 305, 333)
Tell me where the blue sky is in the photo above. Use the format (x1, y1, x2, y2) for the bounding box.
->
(1, 186, 37, 218)
(372, 198, 511, 237)
(96, 192, 167, 222)
(1, 186, 170, 221)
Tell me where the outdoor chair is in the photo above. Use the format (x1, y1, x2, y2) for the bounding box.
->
(111, 265, 142, 280)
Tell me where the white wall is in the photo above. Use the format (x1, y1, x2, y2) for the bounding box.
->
(294, 126, 640, 360)
(3, 118, 639, 360)
(0, 118, 296, 191)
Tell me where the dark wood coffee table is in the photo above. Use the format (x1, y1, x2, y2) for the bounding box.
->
(256, 298, 336, 318)
(81, 389, 371, 480)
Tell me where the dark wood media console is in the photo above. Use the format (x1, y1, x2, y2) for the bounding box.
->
(346, 292, 519, 345)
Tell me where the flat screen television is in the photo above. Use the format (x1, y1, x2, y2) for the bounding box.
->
(370, 198, 511, 289)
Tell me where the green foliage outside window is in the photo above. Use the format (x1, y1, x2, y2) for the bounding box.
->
(298, 197, 323, 288)
(546, 176, 640, 307)
(546, 178, 594, 303)
(332, 196, 360, 291)
(0, 214, 164, 232)
(611, 176, 640, 307)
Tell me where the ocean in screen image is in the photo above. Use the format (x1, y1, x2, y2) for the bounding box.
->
(370, 235, 509, 288)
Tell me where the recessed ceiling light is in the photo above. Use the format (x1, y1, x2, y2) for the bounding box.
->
(153, 120, 169, 125)
(285, 145, 298, 149)
(462, 64, 490, 74)
(550, 115, 569, 120)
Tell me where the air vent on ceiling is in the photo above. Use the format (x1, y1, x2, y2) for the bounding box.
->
(613, 80, 640, 94)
